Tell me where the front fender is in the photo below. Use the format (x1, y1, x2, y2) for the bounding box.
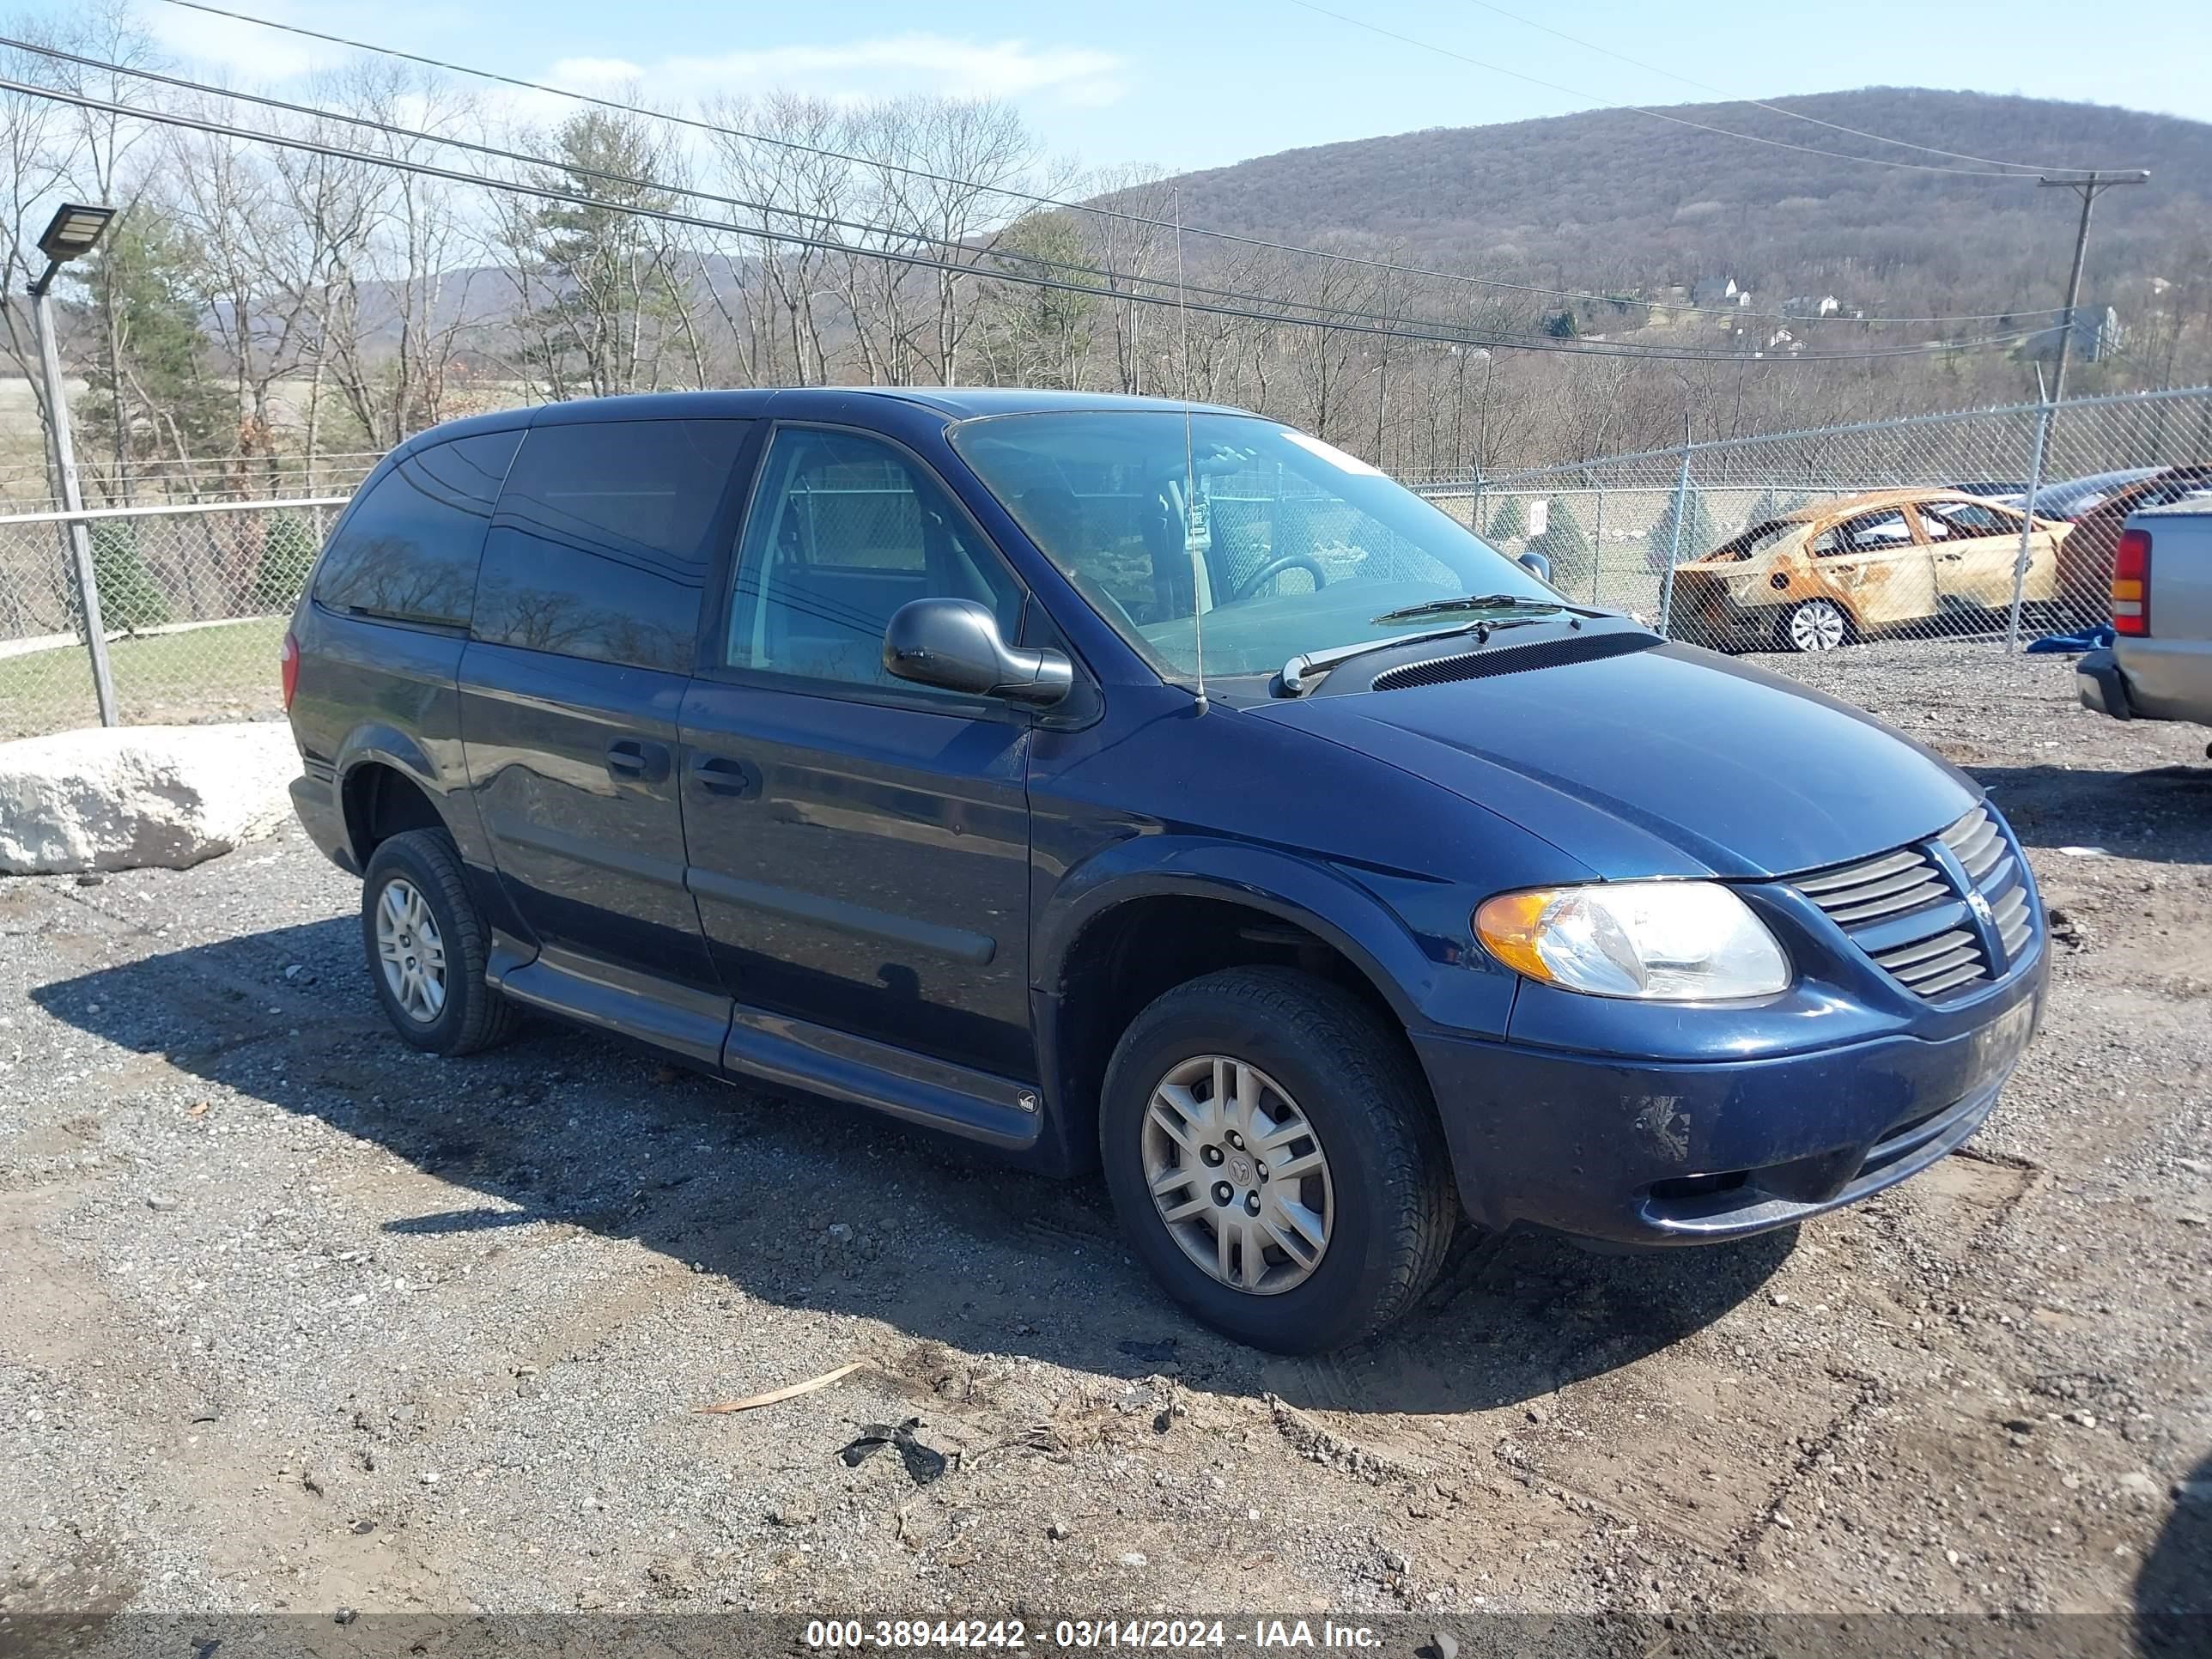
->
(1035, 834, 1517, 1040)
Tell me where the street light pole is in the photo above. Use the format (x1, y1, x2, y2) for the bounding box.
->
(2038, 170, 2148, 407)
(26, 201, 119, 727)
(29, 254, 116, 726)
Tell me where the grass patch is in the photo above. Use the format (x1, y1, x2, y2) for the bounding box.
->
(0, 617, 288, 738)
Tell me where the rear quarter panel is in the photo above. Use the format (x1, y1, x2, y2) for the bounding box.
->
(286, 602, 489, 868)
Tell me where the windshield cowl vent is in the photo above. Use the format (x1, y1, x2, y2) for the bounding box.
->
(1366, 630, 1658, 693)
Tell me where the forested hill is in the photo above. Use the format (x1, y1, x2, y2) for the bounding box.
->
(1133, 88, 2212, 319)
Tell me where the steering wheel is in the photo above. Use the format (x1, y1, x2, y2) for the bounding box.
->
(1225, 552, 1328, 604)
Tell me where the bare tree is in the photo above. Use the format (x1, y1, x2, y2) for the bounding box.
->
(281, 62, 483, 457)
(1085, 165, 1170, 396)
(162, 98, 317, 495)
(703, 92, 854, 386)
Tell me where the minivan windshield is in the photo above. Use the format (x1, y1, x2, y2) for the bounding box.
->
(949, 410, 1558, 681)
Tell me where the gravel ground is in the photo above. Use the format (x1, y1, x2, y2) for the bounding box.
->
(1, 641, 2208, 1644)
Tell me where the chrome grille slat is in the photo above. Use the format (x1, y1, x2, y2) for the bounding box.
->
(1887, 943, 1982, 985)
(1826, 877, 1950, 925)
(1796, 848, 1926, 895)
(1791, 804, 2037, 1004)
(1873, 928, 1977, 973)
(1911, 960, 1989, 997)
(1941, 810, 2004, 880)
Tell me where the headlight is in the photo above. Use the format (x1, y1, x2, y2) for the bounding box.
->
(1474, 881, 1790, 1000)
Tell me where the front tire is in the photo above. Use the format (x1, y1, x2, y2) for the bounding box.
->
(1100, 968, 1456, 1353)
(361, 829, 518, 1056)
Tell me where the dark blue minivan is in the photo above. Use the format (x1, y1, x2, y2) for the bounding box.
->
(283, 388, 2045, 1352)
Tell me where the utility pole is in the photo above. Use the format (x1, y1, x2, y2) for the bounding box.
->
(2038, 170, 2148, 405)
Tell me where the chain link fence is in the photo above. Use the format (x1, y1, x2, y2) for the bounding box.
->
(0, 453, 385, 514)
(1417, 384, 2212, 655)
(6, 385, 2211, 738)
(0, 496, 347, 739)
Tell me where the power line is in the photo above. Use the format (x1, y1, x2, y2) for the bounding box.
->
(1449, 0, 2121, 175)
(0, 76, 2045, 365)
(3, 33, 1795, 345)
(1284, 0, 2102, 179)
(145, 0, 2070, 328)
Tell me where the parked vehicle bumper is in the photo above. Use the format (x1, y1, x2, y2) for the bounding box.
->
(1409, 950, 2046, 1245)
(1668, 576, 1778, 650)
(289, 770, 358, 874)
(2083, 639, 2212, 726)
(2075, 646, 2133, 719)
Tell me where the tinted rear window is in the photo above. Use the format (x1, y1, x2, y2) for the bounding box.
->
(471, 419, 749, 672)
(311, 430, 520, 627)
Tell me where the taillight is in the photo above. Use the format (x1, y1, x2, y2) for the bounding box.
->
(280, 628, 301, 708)
(2112, 528, 2151, 636)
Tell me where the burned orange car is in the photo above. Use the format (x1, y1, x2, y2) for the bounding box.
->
(1671, 489, 2070, 653)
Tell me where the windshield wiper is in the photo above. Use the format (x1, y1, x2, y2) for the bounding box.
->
(1370, 593, 1568, 624)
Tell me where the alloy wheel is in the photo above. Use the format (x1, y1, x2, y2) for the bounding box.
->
(1141, 1054, 1334, 1295)
(374, 877, 447, 1024)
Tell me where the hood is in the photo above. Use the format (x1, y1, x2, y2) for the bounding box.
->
(1244, 642, 1978, 879)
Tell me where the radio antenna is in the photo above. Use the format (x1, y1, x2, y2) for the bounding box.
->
(1175, 185, 1206, 710)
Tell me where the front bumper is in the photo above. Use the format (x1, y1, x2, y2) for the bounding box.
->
(1412, 948, 2045, 1245)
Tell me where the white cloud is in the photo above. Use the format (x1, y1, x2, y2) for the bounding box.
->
(145, 3, 337, 82)
(550, 33, 1127, 108)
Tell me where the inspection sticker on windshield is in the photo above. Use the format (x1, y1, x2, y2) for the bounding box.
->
(1280, 430, 1382, 475)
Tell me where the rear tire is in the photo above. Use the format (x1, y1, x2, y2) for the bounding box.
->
(361, 829, 519, 1056)
(1785, 597, 1850, 653)
(1099, 967, 1455, 1353)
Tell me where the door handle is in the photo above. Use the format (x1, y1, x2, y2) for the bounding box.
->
(689, 752, 757, 798)
(1938, 552, 1964, 562)
(605, 738, 670, 782)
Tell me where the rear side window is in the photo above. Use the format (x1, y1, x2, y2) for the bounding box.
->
(312, 430, 520, 626)
(472, 419, 748, 672)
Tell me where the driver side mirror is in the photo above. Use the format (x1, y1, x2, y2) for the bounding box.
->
(1517, 550, 1554, 586)
(883, 598, 1073, 708)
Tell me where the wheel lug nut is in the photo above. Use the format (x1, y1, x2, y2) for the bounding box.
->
(1243, 1193, 1261, 1216)
(1255, 1163, 1268, 1182)
(1212, 1182, 1233, 1206)
(1225, 1131, 1245, 1151)
(1201, 1145, 1224, 1166)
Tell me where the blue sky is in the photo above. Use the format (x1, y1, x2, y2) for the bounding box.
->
(146, 0, 2212, 173)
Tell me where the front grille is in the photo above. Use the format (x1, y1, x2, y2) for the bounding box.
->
(1791, 805, 2036, 1000)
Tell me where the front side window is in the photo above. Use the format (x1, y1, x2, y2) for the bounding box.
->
(723, 428, 1022, 694)
(949, 411, 1548, 681)
(313, 430, 520, 627)
(472, 418, 749, 671)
